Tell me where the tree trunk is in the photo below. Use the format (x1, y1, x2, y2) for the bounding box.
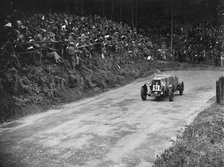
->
(111, 1, 114, 20)
(120, 1, 122, 22)
(73, 0, 76, 15)
(80, 0, 85, 15)
(65, 2, 70, 14)
(102, 0, 105, 16)
(170, 0, 174, 52)
(131, 1, 134, 29)
(135, 0, 138, 31)
(202, 18, 205, 39)
(48, 0, 52, 14)
(183, 0, 188, 38)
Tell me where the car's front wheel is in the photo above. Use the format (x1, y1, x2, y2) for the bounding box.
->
(141, 85, 147, 101)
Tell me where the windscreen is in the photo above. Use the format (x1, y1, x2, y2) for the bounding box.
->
(152, 80, 161, 85)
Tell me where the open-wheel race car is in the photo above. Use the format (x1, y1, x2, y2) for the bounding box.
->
(141, 72, 184, 101)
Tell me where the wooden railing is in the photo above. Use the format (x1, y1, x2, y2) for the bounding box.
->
(216, 77, 224, 104)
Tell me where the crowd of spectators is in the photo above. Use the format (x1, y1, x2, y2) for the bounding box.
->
(144, 18, 224, 65)
(0, 12, 155, 71)
(173, 21, 224, 65)
(1, 11, 224, 71)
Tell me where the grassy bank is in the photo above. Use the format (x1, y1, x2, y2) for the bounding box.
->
(0, 53, 222, 123)
(0, 53, 183, 123)
(153, 101, 224, 167)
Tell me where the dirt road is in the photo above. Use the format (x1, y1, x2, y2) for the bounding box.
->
(0, 70, 223, 167)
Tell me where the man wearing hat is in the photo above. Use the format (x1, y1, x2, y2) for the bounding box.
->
(66, 42, 78, 69)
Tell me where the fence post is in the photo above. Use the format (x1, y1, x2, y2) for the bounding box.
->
(217, 80, 221, 104)
(219, 77, 222, 103)
(222, 77, 224, 101)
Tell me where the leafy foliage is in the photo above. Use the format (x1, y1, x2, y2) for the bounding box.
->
(153, 104, 224, 167)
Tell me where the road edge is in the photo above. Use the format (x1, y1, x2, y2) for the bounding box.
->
(153, 97, 224, 167)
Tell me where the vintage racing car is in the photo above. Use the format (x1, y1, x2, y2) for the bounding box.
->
(141, 72, 184, 101)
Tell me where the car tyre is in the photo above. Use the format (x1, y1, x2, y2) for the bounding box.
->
(169, 88, 174, 101)
(179, 81, 184, 95)
(141, 85, 147, 101)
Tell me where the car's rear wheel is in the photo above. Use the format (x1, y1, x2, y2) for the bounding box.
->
(141, 85, 147, 101)
(179, 81, 184, 95)
(169, 88, 174, 101)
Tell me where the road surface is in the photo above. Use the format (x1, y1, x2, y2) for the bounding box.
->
(0, 70, 223, 167)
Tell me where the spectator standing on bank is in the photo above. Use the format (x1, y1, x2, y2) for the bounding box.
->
(101, 41, 107, 59)
(66, 42, 77, 69)
(221, 51, 224, 67)
(47, 49, 61, 64)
